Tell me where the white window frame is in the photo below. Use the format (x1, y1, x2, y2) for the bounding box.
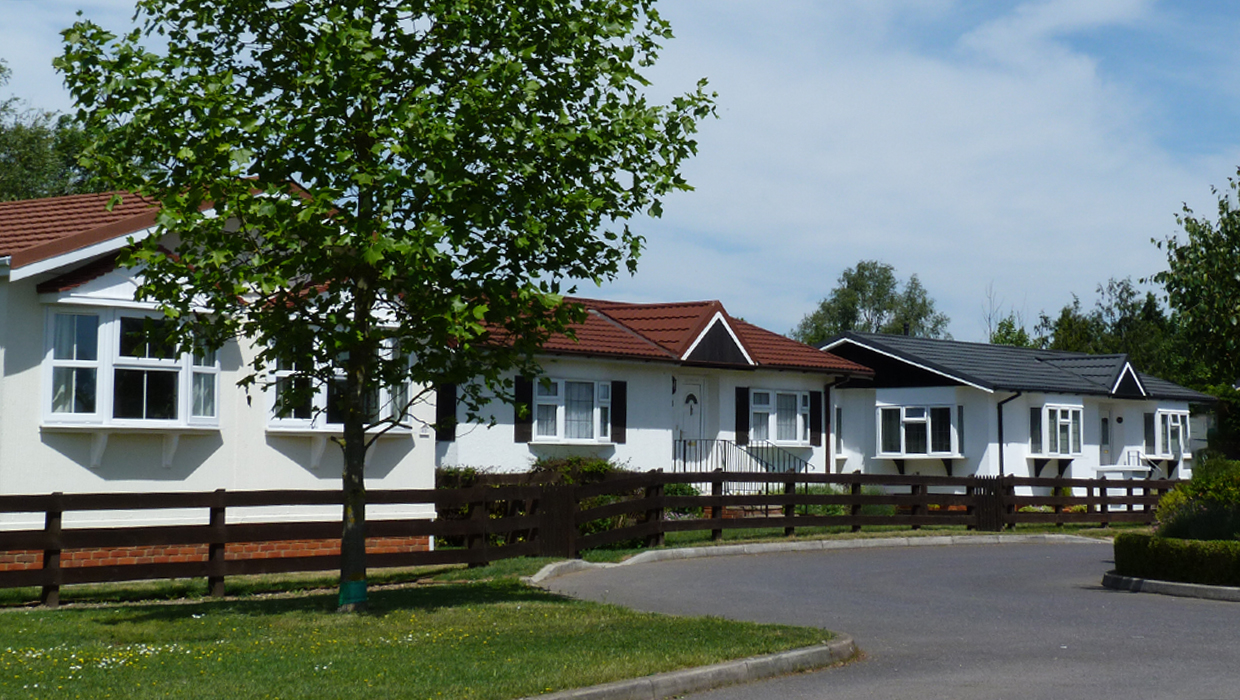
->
(875, 404, 959, 457)
(531, 378, 613, 444)
(1154, 410, 1190, 458)
(42, 306, 220, 429)
(267, 345, 411, 433)
(1030, 404, 1082, 456)
(751, 389, 812, 446)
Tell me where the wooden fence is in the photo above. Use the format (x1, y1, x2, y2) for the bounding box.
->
(0, 471, 1177, 605)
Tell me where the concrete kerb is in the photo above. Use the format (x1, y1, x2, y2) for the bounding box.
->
(524, 533, 1105, 585)
(515, 636, 857, 700)
(1101, 571, 1240, 603)
(519, 535, 1101, 700)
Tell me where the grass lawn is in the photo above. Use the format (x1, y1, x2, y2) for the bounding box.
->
(0, 561, 830, 700)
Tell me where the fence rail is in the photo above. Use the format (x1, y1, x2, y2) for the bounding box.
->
(0, 471, 1178, 605)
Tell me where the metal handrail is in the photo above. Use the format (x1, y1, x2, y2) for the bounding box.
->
(672, 439, 811, 495)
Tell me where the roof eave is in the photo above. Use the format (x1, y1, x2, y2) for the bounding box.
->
(822, 333, 994, 393)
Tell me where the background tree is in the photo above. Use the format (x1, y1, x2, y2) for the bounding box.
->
(1154, 176, 1240, 456)
(1033, 278, 1174, 377)
(59, 0, 714, 611)
(0, 59, 99, 200)
(791, 260, 949, 345)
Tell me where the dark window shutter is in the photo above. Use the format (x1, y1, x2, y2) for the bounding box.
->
(514, 376, 533, 443)
(1144, 412, 1156, 454)
(810, 390, 823, 447)
(735, 386, 750, 445)
(435, 383, 457, 442)
(611, 381, 627, 444)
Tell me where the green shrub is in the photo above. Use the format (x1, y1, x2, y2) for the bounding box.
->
(1155, 454, 1240, 540)
(1114, 532, 1240, 587)
(663, 481, 703, 518)
(793, 484, 895, 518)
(532, 456, 628, 485)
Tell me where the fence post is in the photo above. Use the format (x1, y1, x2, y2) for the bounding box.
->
(965, 477, 977, 531)
(1098, 479, 1111, 528)
(850, 478, 862, 533)
(784, 479, 796, 537)
(1052, 476, 1065, 528)
(40, 492, 63, 608)
(208, 488, 226, 597)
(910, 483, 924, 531)
(467, 488, 490, 567)
(711, 468, 724, 542)
(644, 470, 666, 548)
(1003, 476, 1016, 530)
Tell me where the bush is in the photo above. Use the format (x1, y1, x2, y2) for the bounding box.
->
(1114, 532, 1240, 587)
(531, 456, 628, 485)
(663, 481, 703, 518)
(1155, 454, 1240, 540)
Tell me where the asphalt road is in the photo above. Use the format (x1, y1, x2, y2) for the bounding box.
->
(545, 541, 1240, 700)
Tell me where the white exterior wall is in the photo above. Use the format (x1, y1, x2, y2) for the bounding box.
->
(437, 355, 836, 474)
(0, 272, 436, 529)
(836, 384, 1195, 481)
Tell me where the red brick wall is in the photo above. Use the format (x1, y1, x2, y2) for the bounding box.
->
(0, 536, 430, 572)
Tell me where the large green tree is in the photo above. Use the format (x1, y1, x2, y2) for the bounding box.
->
(1033, 278, 1174, 376)
(0, 59, 98, 200)
(58, 0, 713, 610)
(791, 260, 950, 345)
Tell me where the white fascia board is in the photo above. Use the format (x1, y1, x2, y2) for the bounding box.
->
(679, 311, 755, 365)
(824, 337, 994, 393)
(1112, 363, 1147, 397)
(8, 224, 158, 282)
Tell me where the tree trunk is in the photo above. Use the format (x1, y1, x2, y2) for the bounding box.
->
(338, 286, 375, 613)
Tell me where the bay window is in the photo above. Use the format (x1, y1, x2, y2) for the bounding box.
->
(269, 351, 408, 431)
(1145, 410, 1189, 457)
(1030, 405, 1082, 455)
(44, 308, 219, 427)
(876, 405, 960, 456)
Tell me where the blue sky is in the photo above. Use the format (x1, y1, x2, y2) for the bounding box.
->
(4, 0, 1240, 341)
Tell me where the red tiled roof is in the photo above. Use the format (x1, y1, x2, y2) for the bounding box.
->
(541, 298, 871, 376)
(0, 191, 158, 269)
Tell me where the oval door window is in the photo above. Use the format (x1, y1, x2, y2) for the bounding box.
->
(684, 393, 698, 416)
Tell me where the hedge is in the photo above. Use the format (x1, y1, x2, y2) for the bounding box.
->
(1114, 532, 1240, 587)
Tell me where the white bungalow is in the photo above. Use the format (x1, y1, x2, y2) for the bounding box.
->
(436, 298, 873, 474)
(822, 332, 1212, 481)
(0, 192, 435, 528)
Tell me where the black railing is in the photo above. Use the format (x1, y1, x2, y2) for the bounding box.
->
(672, 439, 810, 495)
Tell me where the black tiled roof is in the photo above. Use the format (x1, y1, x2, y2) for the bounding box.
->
(822, 332, 1212, 402)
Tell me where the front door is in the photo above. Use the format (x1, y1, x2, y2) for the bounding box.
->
(676, 378, 705, 442)
(1100, 409, 1112, 466)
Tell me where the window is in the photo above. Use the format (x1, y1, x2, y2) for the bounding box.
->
(1030, 405, 1082, 455)
(1147, 410, 1189, 457)
(531, 379, 613, 442)
(44, 309, 219, 427)
(750, 389, 811, 445)
(876, 405, 958, 456)
(269, 350, 408, 430)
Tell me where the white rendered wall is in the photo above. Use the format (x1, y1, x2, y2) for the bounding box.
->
(0, 272, 436, 529)
(437, 355, 837, 474)
(833, 386, 1194, 482)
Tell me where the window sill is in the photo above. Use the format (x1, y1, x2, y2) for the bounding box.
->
(1027, 454, 1079, 459)
(529, 440, 615, 447)
(877, 453, 963, 460)
(265, 426, 413, 438)
(40, 424, 220, 470)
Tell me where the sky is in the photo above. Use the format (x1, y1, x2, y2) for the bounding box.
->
(4, 0, 1240, 341)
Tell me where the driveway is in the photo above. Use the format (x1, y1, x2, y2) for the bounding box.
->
(545, 541, 1240, 700)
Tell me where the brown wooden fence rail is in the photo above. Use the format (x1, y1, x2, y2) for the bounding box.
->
(0, 471, 1178, 605)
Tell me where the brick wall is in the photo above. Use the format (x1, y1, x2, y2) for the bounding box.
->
(0, 536, 431, 572)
